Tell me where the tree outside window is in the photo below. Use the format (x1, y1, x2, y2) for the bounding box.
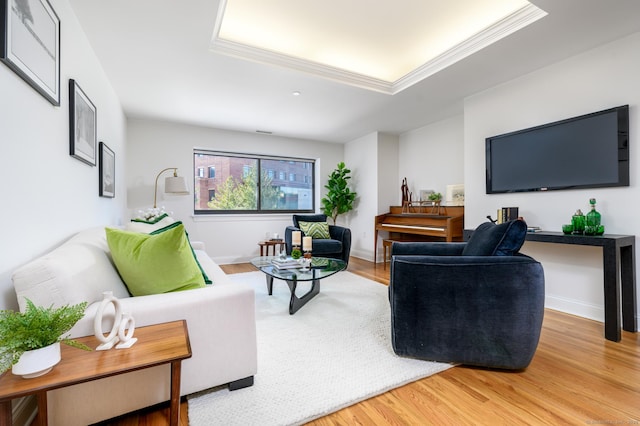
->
(193, 151, 315, 213)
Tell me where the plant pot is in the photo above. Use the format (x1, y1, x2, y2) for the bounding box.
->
(12, 342, 61, 378)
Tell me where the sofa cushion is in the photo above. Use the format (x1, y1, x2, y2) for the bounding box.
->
(298, 221, 331, 239)
(105, 223, 206, 296)
(462, 220, 527, 256)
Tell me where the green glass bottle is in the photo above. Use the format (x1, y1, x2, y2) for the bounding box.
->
(586, 198, 601, 227)
(571, 209, 585, 234)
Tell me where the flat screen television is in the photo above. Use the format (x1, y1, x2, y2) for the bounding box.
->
(485, 105, 629, 194)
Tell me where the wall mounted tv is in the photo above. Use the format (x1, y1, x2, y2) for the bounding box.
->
(486, 105, 629, 194)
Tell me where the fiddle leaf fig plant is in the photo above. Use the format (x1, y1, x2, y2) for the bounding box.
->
(321, 162, 357, 224)
(0, 299, 90, 374)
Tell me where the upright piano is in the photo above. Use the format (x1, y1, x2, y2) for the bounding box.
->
(374, 205, 464, 256)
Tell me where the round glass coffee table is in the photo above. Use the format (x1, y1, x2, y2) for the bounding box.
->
(250, 256, 347, 314)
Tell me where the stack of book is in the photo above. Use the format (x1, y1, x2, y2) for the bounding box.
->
(497, 207, 519, 224)
(272, 258, 300, 270)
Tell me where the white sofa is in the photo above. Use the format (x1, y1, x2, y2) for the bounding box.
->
(11, 226, 257, 426)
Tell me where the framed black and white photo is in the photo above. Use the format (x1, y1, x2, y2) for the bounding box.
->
(0, 0, 60, 105)
(69, 79, 97, 166)
(99, 142, 115, 198)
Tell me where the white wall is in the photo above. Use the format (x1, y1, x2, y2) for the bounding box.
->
(398, 115, 465, 203)
(464, 32, 640, 322)
(344, 132, 399, 261)
(126, 118, 343, 264)
(0, 0, 127, 310)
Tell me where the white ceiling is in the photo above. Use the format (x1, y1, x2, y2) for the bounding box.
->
(213, 0, 543, 92)
(68, 0, 640, 143)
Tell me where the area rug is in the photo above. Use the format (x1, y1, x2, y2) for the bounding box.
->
(187, 271, 452, 426)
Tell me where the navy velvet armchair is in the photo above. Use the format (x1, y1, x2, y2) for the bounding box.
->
(389, 220, 545, 370)
(285, 214, 352, 264)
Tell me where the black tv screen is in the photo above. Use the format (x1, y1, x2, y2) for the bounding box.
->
(486, 105, 629, 194)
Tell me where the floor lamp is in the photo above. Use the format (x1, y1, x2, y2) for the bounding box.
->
(153, 168, 189, 208)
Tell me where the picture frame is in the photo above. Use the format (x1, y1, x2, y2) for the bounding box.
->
(99, 142, 115, 198)
(69, 79, 97, 166)
(446, 184, 465, 206)
(419, 189, 434, 206)
(0, 0, 60, 105)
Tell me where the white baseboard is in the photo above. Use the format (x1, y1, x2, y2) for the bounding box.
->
(545, 294, 604, 322)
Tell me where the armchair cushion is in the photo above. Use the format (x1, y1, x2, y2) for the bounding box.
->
(298, 221, 331, 239)
(462, 220, 527, 256)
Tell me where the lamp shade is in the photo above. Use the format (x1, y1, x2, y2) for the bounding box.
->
(153, 167, 190, 208)
(164, 176, 189, 194)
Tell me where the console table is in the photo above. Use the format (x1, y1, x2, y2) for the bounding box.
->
(464, 230, 637, 342)
(0, 320, 191, 426)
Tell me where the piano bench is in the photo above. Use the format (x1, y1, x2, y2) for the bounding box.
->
(384, 239, 406, 270)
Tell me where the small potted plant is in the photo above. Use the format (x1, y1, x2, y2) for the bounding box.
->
(428, 192, 443, 214)
(0, 299, 90, 378)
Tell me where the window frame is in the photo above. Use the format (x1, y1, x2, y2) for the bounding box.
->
(193, 149, 316, 215)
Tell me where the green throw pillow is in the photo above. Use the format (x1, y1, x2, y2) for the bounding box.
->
(299, 221, 331, 239)
(150, 222, 212, 284)
(105, 223, 206, 296)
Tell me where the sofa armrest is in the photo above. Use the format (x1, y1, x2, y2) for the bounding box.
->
(70, 283, 257, 394)
(190, 241, 206, 251)
(391, 241, 466, 256)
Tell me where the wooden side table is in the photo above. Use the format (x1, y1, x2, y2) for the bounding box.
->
(0, 320, 191, 426)
(258, 240, 286, 256)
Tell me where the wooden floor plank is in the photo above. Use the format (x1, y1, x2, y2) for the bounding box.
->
(98, 257, 639, 426)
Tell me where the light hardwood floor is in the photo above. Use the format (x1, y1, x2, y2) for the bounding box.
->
(99, 257, 640, 425)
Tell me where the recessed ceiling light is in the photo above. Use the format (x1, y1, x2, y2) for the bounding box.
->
(292, 91, 301, 96)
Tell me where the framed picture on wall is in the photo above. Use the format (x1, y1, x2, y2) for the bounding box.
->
(99, 142, 115, 198)
(69, 79, 97, 166)
(0, 0, 61, 105)
(446, 184, 465, 206)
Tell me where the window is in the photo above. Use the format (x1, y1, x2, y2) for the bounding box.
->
(197, 168, 205, 178)
(193, 150, 315, 213)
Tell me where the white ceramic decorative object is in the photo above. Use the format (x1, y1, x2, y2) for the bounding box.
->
(115, 312, 137, 349)
(94, 291, 136, 350)
(12, 342, 61, 378)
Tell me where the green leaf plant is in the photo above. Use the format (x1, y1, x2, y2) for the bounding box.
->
(321, 162, 357, 225)
(0, 299, 91, 374)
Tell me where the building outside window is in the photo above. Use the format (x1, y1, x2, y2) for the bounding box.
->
(193, 150, 315, 213)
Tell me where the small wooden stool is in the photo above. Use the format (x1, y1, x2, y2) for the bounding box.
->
(258, 240, 286, 256)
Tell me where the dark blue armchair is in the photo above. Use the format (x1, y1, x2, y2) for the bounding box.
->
(285, 214, 351, 264)
(389, 220, 545, 370)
